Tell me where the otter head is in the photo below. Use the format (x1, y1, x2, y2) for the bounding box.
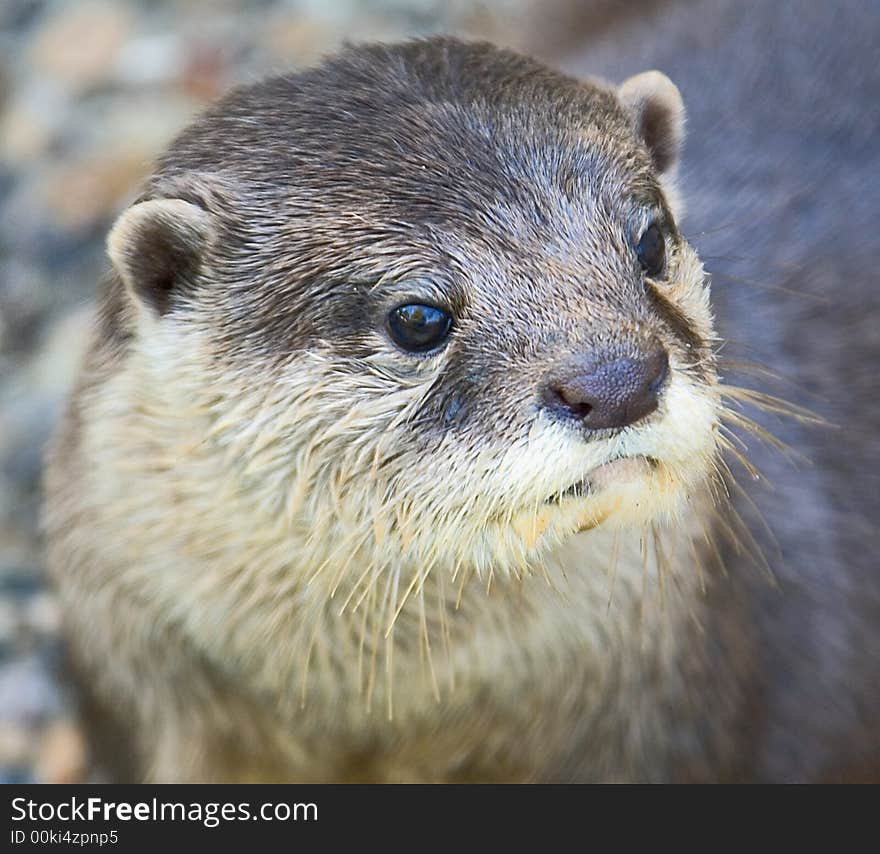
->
(106, 40, 718, 587)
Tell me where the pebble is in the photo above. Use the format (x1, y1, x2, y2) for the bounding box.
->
(35, 718, 87, 783)
(0, 80, 68, 167)
(27, 1, 133, 94)
(0, 599, 18, 647)
(0, 655, 63, 722)
(113, 32, 184, 87)
(0, 724, 31, 767)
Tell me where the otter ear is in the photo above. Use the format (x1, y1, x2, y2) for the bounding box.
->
(107, 197, 214, 317)
(618, 71, 685, 175)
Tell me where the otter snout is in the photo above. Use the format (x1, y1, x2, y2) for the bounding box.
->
(542, 348, 669, 430)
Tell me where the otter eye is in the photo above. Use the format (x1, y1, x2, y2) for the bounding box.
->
(636, 223, 666, 278)
(387, 304, 452, 353)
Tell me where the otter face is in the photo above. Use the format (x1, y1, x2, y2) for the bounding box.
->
(107, 42, 719, 581)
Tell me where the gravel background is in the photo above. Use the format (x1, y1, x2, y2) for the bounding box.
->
(0, 0, 567, 784)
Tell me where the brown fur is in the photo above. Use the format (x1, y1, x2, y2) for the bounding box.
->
(43, 33, 871, 782)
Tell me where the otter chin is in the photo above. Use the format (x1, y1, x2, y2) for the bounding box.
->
(549, 455, 657, 503)
(514, 451, 692, 551)
(45, 38, 730, 782)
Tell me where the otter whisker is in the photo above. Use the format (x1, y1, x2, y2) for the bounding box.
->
(717, 429, 768, 482)
(720, 385, 826, 425)
(605, 527, 622, 611)
(356, 569, 371, 692)
(298, 604, 325, 709)
(717, 420, 751, 453)
(721, 466, 784, 572)
(350, 561, 386, 620)
(385, 555, 412, 719)
(706, 456, 732, 505)
(651, 522, 669, 610)
(328, 528, 375, 600)
(713, 450, 779, 569)
(338, 551, 382, 616)
(365, 559, 396, 714)
(680, 348, 719, 372)
(707, 269, 830, 304)
(728, 502, 778, 586)
(455, 563, 474, 611)
(689, 524, 708, 595)
(717, 358, 788, 385)
(720, 408, 808, 465)
(437, 568, 454, 693)
(450, 553, 467, 585)
(417, 567, 441, 703)
(384, 562, 424, 638)
(707, 500, 775, 584)
(697, 511, 729, 580)
(638, 524, 650, 650)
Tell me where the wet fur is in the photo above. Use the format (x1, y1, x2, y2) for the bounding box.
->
(44, 14, 880, 782)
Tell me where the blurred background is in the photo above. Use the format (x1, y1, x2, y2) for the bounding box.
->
(1, 0, 877, 782)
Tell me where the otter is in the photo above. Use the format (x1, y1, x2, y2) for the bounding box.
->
(43, 33, 879, 782)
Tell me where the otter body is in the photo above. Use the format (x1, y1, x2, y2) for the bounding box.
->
(45, 21, 880, 782)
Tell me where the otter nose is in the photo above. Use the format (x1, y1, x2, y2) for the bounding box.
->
(543, 349, 669, 430)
